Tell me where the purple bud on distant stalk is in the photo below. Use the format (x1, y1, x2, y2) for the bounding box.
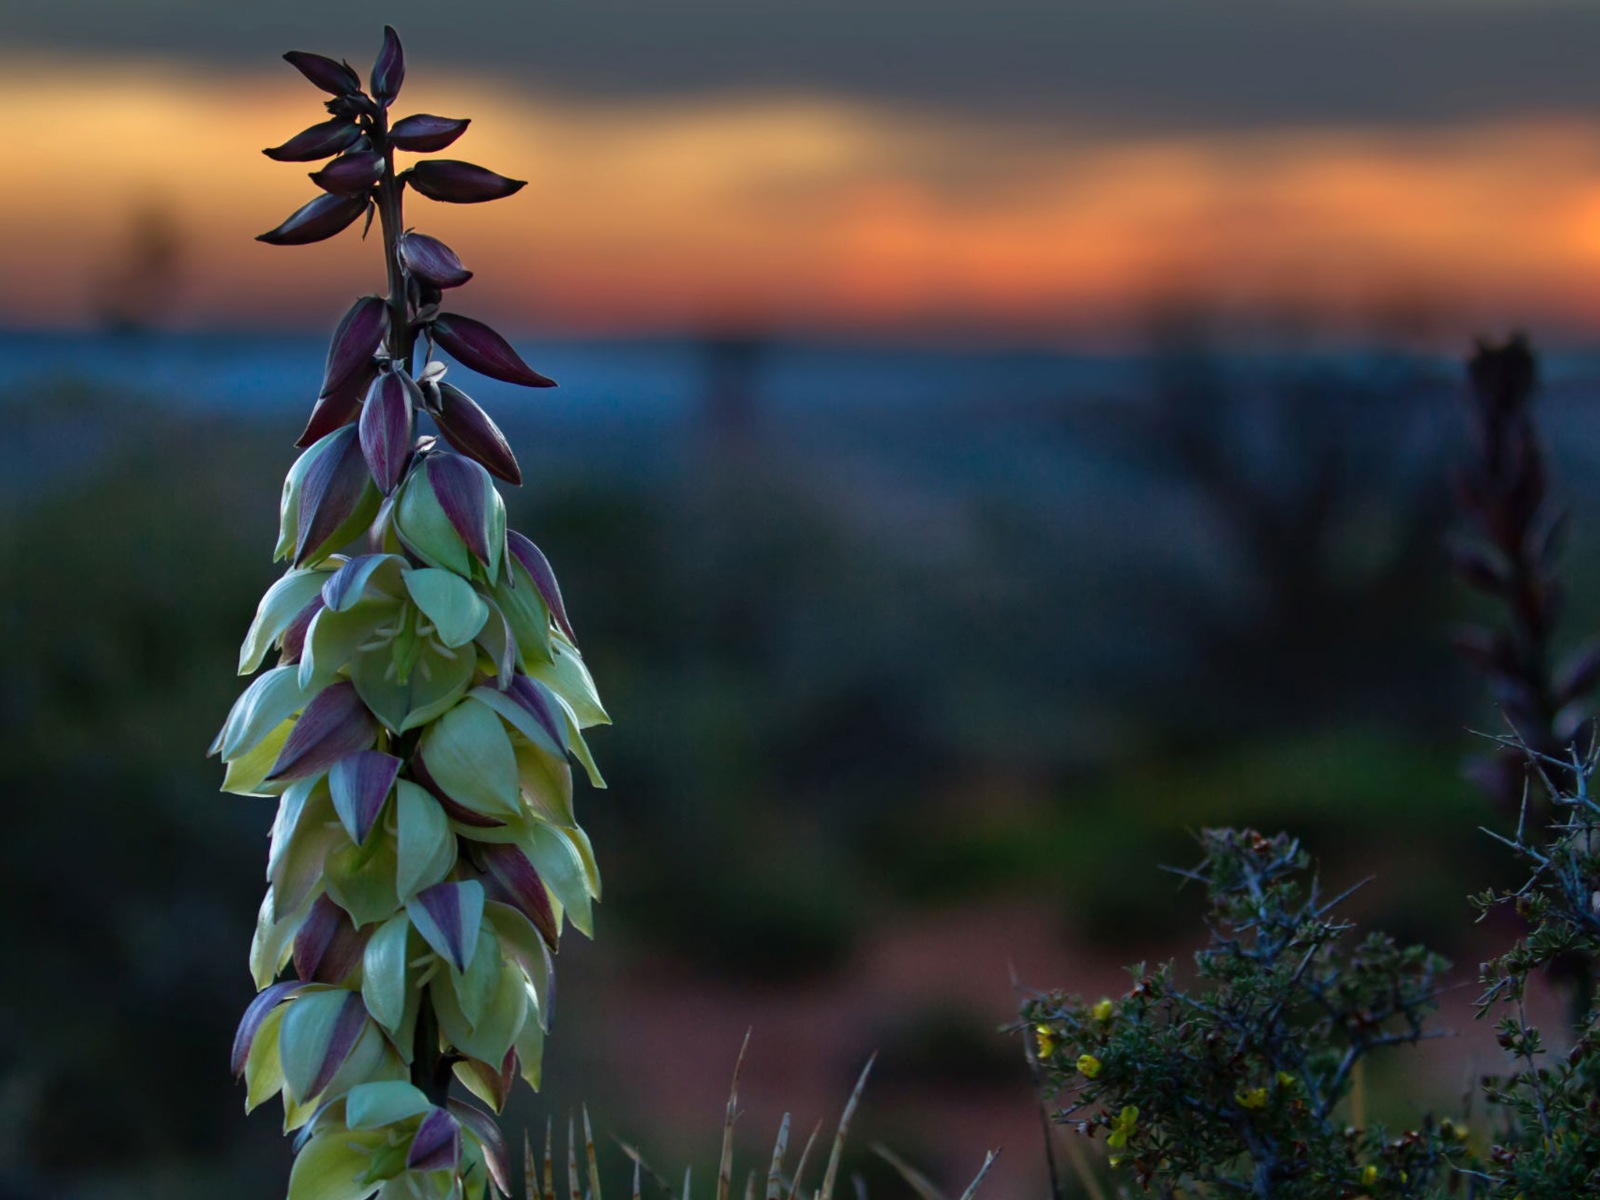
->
(279, 595, 324, 665)
(433, 383, 521, 484)
(268, 681, 379, 781)
(360, 371, 417, 494)
(293, 893, 367, 983)
(404, 160, 526, 205)
(449, 1101, 512, 1196)
(410, 751, 506, 828)
(388, 114, 471, 152)
(477, 842, 559, 949)
(257, 192, 369, 246)
(398, 232, 473, 289)
(425, 452, 494, 568)
(295, 365, 372, 448)
(328, 750, 401, 843)
(283, 50, 363, 96)
(231, 981, 301, 1076)
(295, 425, 370, 563)
(370, 26, 405, 106)
(320, 296, 388, 401)
(407, 1109, 462, 1172)
(263, 118, 362, 162)
(432, 313, 556, 388)
(507, 531, 575, 640)
(309, 151, 386, 196)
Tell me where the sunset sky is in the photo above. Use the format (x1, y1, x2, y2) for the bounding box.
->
(11, 0, 1600, 343)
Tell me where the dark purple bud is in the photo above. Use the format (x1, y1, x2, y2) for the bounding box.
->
(1450, 626, 1513, 674)
(293, 894, 367, 984)
(307, 991, 368, 1098)
(389, 114, 471, 153)
(398, 233, 472, 289)
(425, 452, 494, 568)
(310, 151, 386, 196)
(296, 425, 370, 564)
(507, 531, 574, 641)
(433, 383, 520, 485)
(284, 50, 363, 96)
(328, 750, 401, 844)
(268, 681, 379, 781)
(432, 313, 555, 388)
(407, 1108, 462, 1171)
(264, 118, 362, 162)
(295, 376, 365, 448)
(449, 1101, 512, 1196)
(411, 751, 505, 828)
(321, 296, 388, 401)
(408, 881, 481, 972)
(1449, 542, 1509, 596)
(477, 843, 558, 949)
(506, 676, 567, 754)
(279, 595, 324, 665)
(231, 981, 302, 1076)
(257, 192, 368, 246)
(371, 26, 406, 106)
(404, 160, 526, 205)
(360, 372, 416, 494)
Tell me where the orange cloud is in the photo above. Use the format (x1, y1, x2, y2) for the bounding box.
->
(7, 53, 1600, 340)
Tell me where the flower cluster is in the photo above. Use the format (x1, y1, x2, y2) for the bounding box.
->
(212, 29, 606, 1200)
(1024, 830, 1466, 1198)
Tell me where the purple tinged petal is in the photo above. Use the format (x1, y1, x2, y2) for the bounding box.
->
(432, 313, 555, 388)
(264, 118, 362, 162)
(477, 843, 558, 949)
(425, 453, 493, 568)
(230, 981, 302, 1077)
(296, 425, 369, 564)
(449, 1100, 511, 1195)
(257, 192, 368, 246)
(506, 676, 568, 755)
(506, 531, 575, 641)
(407, 1108, 462, 1171)
(320, 553, 394, 612)
(283, 50, 363, 96)
(328, 750, 401, 844)
(268, 681, 379, 781)
(295, 372, 367, 448)
(398, 233, 472, 289)
(321, 296, 388, 401)
(407, 880, 484, 972)
(279, 595, 324, 665)
(292, 893, 366, 984)
(411, 751, 506, 828)
(360, 372, 416, 494)
(370, 26, 406, 106)
(309, 151, 386, 196)
(433, 383, 520, 484)
(404, 160, 526, 205)
(389, 114, 471, 152)
(308, 991, 368, 1098)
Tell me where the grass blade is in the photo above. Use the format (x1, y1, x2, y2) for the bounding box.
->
(871, 1143, 943, 1200)
(785, 1120, 823, 1200)
(765, 1113, 791, 1200)
(818, 1055, 874, 1200)
(584, 1105, 603, 1200)
(954, 1150, 998, 1200)
(719, 1030, 751, 1200)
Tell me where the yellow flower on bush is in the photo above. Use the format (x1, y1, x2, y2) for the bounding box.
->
(1092, 998, 1114, 1022)
(1360, 1163, 1378, 1186)
(1236, 1086, 1268, 1109)
(1107, 1105, 1139, 1148)
(1077, 1053, 1103, 1079)
(1034, 1024, 1057, 1060)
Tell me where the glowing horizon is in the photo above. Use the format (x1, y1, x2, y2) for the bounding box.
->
(10, 53, 1600, 344)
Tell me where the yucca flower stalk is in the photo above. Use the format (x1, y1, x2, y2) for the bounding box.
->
(211, 27, 607, 1200)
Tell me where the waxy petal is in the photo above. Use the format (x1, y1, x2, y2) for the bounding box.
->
(398, 232, 472, 289)
(405, 160, 525, 204)
(296, 425, 375, 565)
(433, 383, 520, 484)
(449, 1100, 512, 1196)
(309, 151, 385, 196)
(407, 1108, 461, 1171)
(469, 679, 564, 758)
(359, 372, 416, 494)
(294, 378, 364, 449)
(257, 192, 368, 246)
(278, 595, 324, 665)
(410, 750, 506, 828)
(292, 893, 366, 984)
(263, 117, 361, 162)
(283, 50, 363, 96)
(425, 452, 497, 572)
(345, 1081, 432, 1131)
(507, 531, 575, 641)
(388, 114, 470, 152)
(402, 567, 489, 648)
(268, 681, 379, 781)
(328, 750, 400, 844)
(279, 988, 367, 1102)
(321, 296, 388, 401)
(320, 552, 403, 612)
(395, 780, 454, 899)
(416, 698, 519, 817)
(370, 26, 405, 106)
(476, 843, 559, 949)
(432, 312, 555, 387)
(406, 880, 485, 973)
(231, 980, 303, 1077)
